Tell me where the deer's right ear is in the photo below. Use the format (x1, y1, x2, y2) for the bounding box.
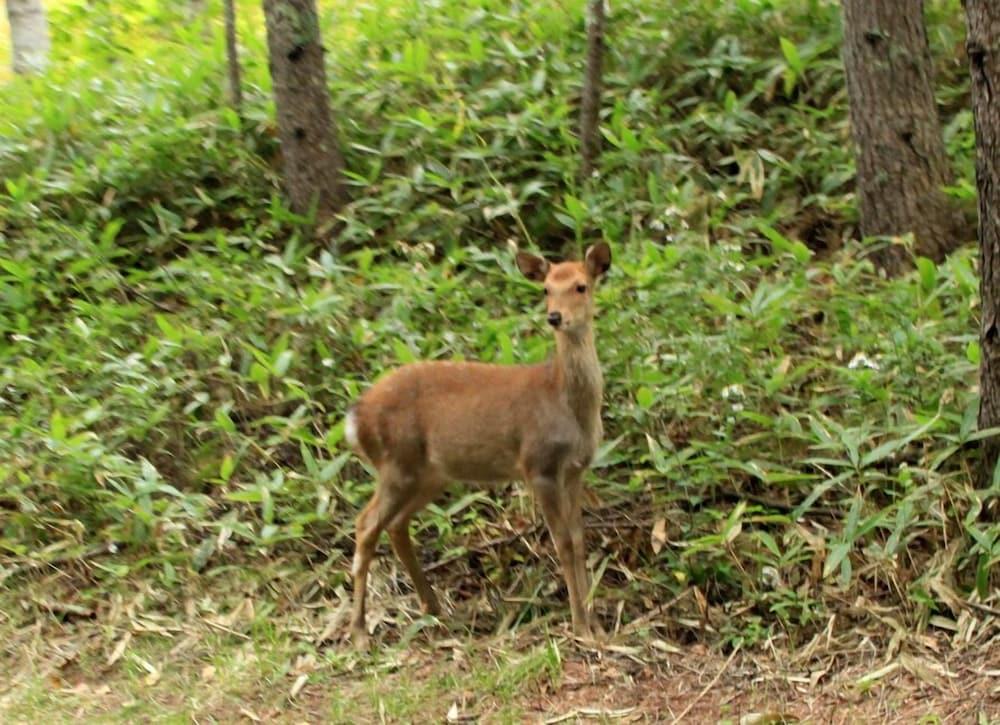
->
(516, 252, 550, 282)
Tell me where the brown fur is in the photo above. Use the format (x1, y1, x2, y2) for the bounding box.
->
(346, 243, 612, 648)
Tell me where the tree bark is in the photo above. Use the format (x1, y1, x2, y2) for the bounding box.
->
(840, 0, 967, 275)
(6, 0, 50, 75)
(579, 0, 605, 180)
(224, 0, 243, 112)
(966, 1, 1000, 487)
(263, 0, 345, 223)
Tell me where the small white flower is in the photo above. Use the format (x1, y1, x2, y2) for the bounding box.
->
(848, 352, 880, 371)
(650, 219, 665, 231)
(720, 384, 745, 400)
(761, 565, 783, 589)
(731, 402, 744, 413)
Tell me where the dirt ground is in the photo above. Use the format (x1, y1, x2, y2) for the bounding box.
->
(4, 617, 999, 724)
(3, 564, 1000, 723)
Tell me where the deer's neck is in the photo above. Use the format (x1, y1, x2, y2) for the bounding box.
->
(554, 328, 603, 436)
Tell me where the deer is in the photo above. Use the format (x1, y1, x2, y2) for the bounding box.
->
(344, 242, 612, 649)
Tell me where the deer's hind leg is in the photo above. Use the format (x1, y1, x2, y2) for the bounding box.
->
(386, 480, 445, 617)
(350, 462, 422, 648)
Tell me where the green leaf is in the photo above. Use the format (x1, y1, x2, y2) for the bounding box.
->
(496, 331, 515, 364)
(300, 443, 318, 476)
(562, 194, 586, 225)
(273, 350, 294, 377)
(915, 257, 937, 293)
(755, 530, 781, 558)
(249, 362, 270, 384)
(860, 415, 939, 468)
(155, 314, 182, 343)
(823, 541, 850, 580)
(636, 386, 655, 410)
(50, 411, 67, 441)
(592, 435, 625, 469)
(319, 452, 352, 482)
(393, 338, 417, 363)
(219, 455, 235, 483)
(261, 487, 274, 524)
(99, 218, 125, 247)
(701, 291, 740, 316)
(326, 421, 346, 452)
(722, 501, 746, 544)
(214, 407, 236, 434)
(192, 537, 215, 571)
(779, 37, 802, 74)
(967, 340, 981, 365)
(757, 222, 812, 263)
(0, 258, 29, 279)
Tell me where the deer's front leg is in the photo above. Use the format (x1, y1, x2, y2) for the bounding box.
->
(532, 474, 590, 636)
(565, 469, 602, 639)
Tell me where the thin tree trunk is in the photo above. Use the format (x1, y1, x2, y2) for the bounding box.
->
(262, 0, 345, 223)
(224, 0, 243, 112)
(966, 2, 1000, 488)
(579, 0, 605, 180)
(6, 0, 50, 75)
(840, 0, 968, 275)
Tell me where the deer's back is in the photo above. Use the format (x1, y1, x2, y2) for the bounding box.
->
(347, 361, 585, 484)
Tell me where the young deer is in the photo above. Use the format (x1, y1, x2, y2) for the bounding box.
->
(345, 243, 611, 647)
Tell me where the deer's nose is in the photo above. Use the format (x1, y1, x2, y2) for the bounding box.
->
(547, 311, 562, 328)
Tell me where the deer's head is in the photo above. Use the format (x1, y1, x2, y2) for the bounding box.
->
(516, 243, 612, 337)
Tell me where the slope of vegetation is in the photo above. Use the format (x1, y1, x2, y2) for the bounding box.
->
(1, 0, 996, 717)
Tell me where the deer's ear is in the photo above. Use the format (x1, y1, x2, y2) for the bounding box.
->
(585, 242, 612, 279)
(516, 252, 550, 282)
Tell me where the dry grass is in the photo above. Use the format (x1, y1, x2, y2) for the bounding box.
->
(2, 561, 999, 724)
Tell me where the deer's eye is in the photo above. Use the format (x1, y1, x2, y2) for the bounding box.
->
(543, 287, 550, 296)
(576, 284, 587, 294)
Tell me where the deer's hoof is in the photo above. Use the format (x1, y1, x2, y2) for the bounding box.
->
(573, 618, 607, 646)
(350, 627, 371, 652)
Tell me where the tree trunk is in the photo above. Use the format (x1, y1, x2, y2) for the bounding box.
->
(224, 0, 243, 112)
(966, 2, 1000, 488)
(840, 0, 967, 275)
(579, 0, 605, 180)
(6, 0, 50, 75)
(262, 0, 345, 223)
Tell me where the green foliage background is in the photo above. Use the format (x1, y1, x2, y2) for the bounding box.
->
(0, 0, 995, 646)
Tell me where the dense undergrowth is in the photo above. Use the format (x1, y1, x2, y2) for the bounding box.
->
(1, 0, 996, 649)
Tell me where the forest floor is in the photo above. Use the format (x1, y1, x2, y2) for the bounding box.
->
(2, 572, 998, 724)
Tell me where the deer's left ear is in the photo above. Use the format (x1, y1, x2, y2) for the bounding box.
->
(584, 242, 612, 279)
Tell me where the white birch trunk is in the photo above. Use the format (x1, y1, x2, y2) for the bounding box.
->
(6, 0, 50, 75)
